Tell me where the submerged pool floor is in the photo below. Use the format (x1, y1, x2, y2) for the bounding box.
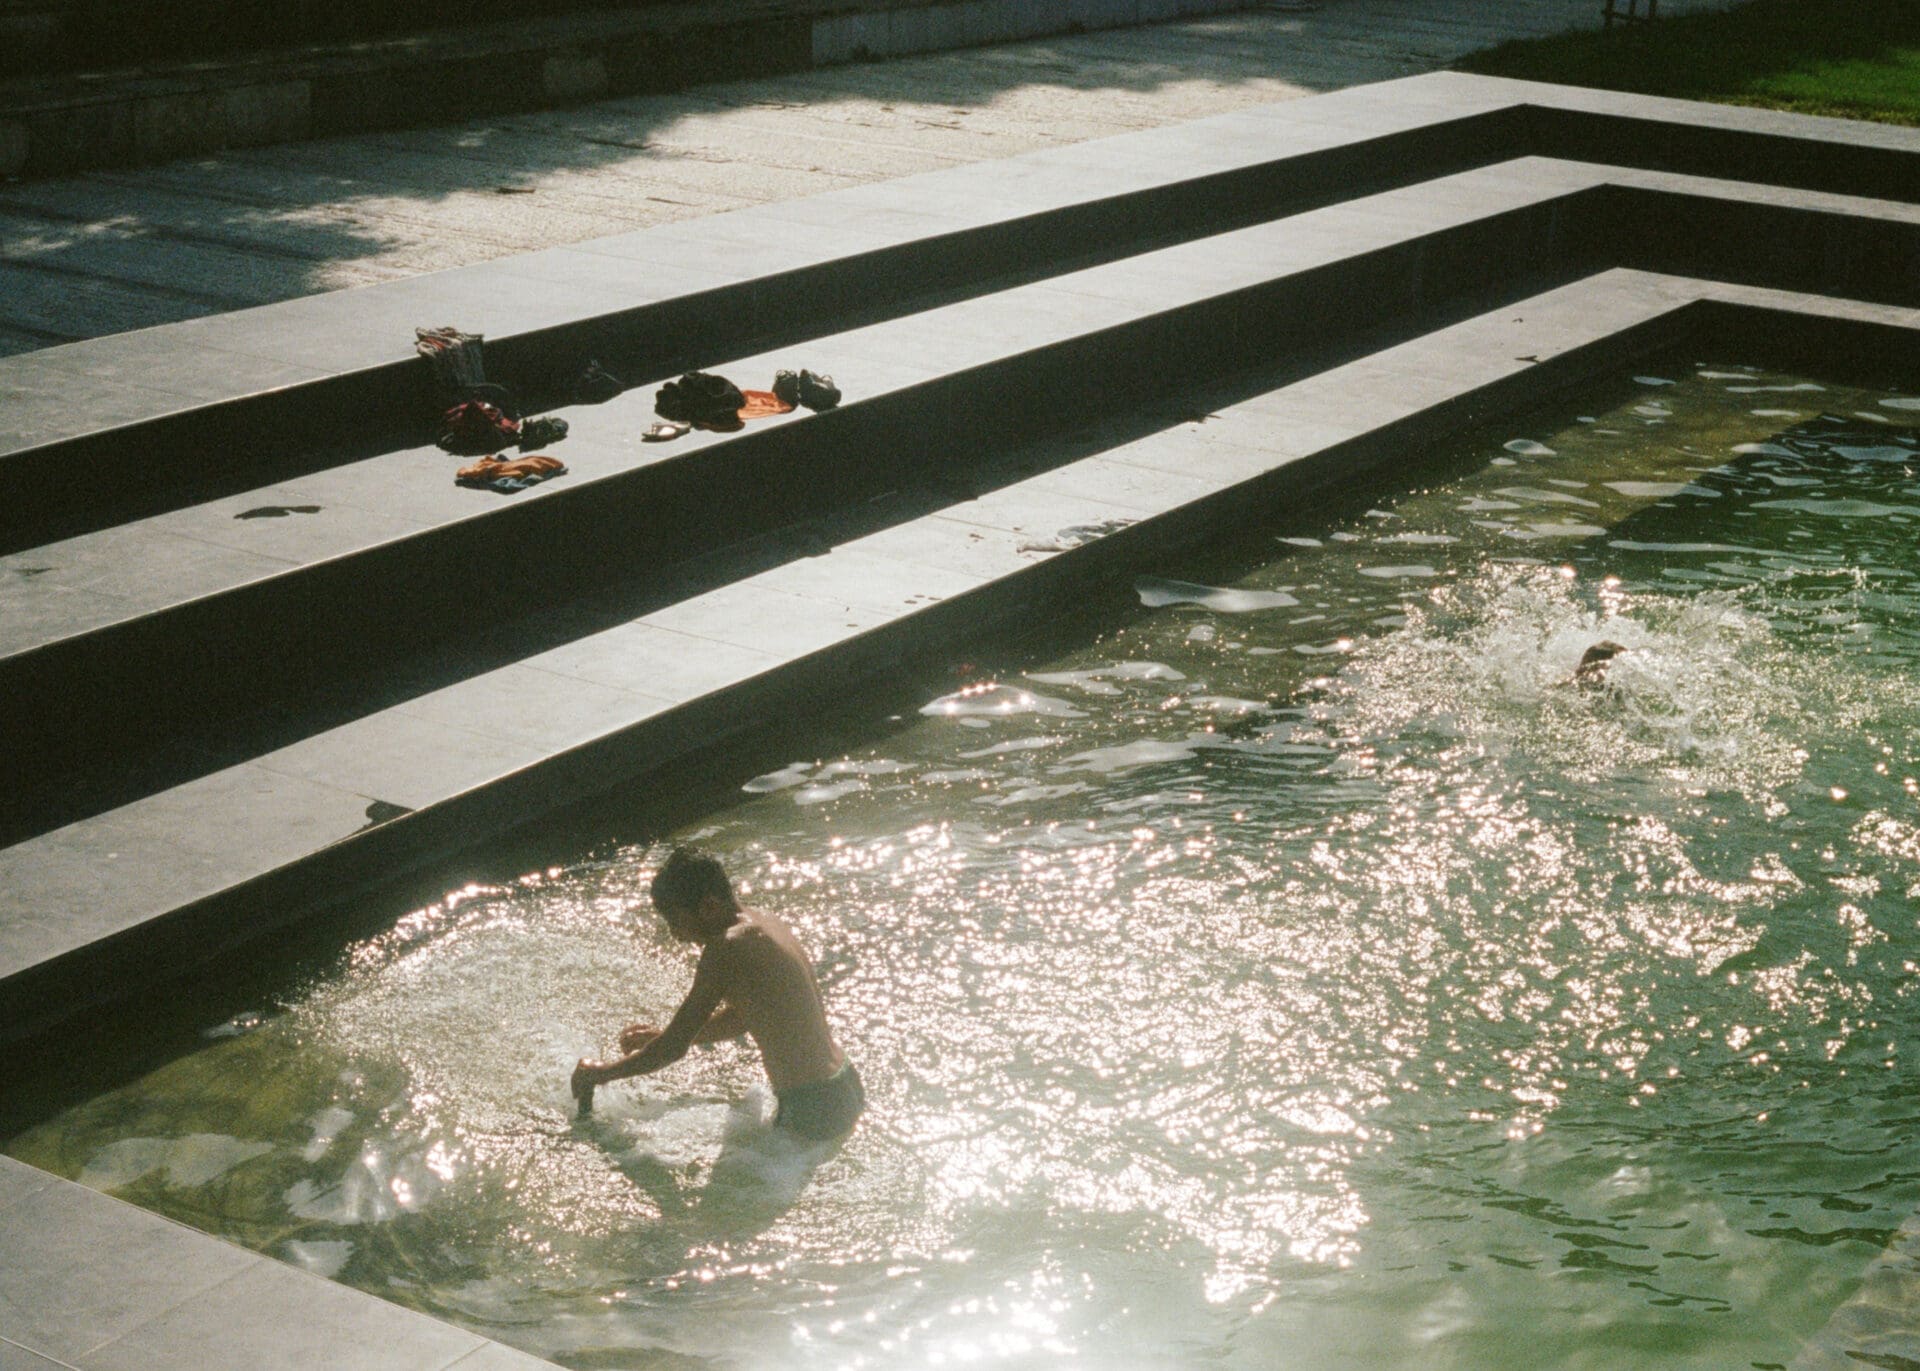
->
(10, 356, 1920, 1370)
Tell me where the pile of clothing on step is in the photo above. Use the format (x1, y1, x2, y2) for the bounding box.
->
(417, 325, 847, 489)
(416, 325, 600, 493)
(643, 367, 840, 441)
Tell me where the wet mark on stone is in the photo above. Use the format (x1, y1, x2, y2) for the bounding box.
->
(355, 800, 414, 833)
(236, 505, 322, 520)
(1019, 518, 1136, 553)
(14, 566, 52, 576)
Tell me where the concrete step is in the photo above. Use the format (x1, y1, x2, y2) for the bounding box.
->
(0, 157, 1606, 838)
(0, 267, 1724, 1044)
(9, 72, 1920, 558)
(0, 87, 1521, 554)
(3, 70, 1918, 1038)
(10, 146, 1920, 832)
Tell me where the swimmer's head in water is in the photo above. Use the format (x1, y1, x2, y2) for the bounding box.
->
(650, 846, 739, 940)
(1574, 640, 1628, 685)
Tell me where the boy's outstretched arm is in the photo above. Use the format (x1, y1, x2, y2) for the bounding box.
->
(619, 1000, 745, 1054)
(573, 949, 729, 1110)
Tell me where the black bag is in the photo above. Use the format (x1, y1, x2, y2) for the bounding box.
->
(655, 371, 746, 427)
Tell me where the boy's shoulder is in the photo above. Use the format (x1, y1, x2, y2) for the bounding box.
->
(713, 909, 797, 963)
(706, 914, 766, 963)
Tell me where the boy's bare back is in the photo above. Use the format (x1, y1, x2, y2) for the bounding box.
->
(703, 907, 844, 1093)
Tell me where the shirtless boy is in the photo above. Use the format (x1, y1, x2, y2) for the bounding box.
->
(571, 847, 864, 1141)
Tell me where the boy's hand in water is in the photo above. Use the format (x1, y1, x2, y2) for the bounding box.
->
(620, 1022, 662, 1054)
(571, 1059, 604, 1114)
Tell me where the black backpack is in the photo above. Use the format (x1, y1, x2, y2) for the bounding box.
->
(655, 371, 746, 427)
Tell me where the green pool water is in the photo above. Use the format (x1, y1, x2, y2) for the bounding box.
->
(10, 357, 1920, 1371)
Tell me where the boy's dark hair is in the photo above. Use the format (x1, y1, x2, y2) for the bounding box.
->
(650, 846, 734, 913)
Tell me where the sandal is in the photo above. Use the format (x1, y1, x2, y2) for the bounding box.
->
(643, 421, 692, 442)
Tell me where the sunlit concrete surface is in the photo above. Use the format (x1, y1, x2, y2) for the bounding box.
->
(0, 0, 1739, 357)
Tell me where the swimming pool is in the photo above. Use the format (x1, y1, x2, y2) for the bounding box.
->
(10, 355, 1920, 1370)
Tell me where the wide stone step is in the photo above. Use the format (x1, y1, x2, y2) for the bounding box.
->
(0, 158, 1603, 840)
(8, 72, 1912, 555)
(0, 268, 1724, 1044)
(0, 89, 1522, 553)
(11, 147, 1920, 841)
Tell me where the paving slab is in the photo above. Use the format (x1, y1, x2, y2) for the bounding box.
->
(0, 1156, 58, 1209)
(442, 1344, 560, 1371)
(0, 1176, 258, 1364)
(0, 1341, 76, 1371)
(81, 1259, 487, 1371)
(525, 622, 787, 701)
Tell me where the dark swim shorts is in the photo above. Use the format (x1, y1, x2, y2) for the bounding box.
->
(773, 1061, 865, 1141)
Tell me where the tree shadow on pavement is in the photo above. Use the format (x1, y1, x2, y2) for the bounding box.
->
(0, 7, 1404, 356)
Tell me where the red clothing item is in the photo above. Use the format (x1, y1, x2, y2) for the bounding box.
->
(438, 399, 519, 454)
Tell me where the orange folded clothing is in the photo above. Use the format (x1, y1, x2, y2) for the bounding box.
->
(456, 453, 567, 493)
(737, 389, 796, 421)
(689, 389, 794, 432)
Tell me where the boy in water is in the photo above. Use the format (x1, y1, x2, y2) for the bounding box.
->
(1573, 639, 1628, 687)
(571, 847, 864, 1142)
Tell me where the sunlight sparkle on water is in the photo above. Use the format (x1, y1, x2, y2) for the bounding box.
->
(13, 360, 1920, 1370)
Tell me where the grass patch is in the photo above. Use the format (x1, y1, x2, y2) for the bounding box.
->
(1458, 0, 1920, 127)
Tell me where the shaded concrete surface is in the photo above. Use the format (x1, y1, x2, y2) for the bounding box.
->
(0, 0, 1738, 357)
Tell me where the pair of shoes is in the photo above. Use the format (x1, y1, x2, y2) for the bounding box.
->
(518, 415, 570, 450)
(772, 369, 842, 412)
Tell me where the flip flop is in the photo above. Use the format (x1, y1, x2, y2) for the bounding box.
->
(643, 421, 692, 442)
